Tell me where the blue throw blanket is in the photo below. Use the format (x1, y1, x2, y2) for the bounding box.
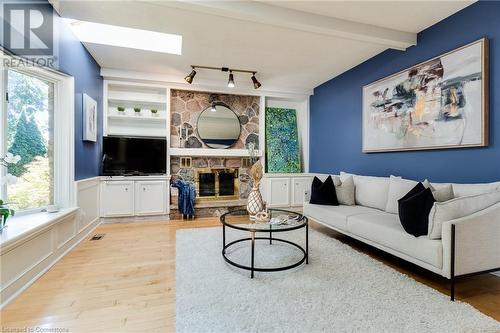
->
(172, 179, 196, 216)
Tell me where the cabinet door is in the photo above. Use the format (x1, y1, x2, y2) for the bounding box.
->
(267, 178, 290, 207)
(291, 177, 312, 206)
(100, 181, 134, 217)
(135, 181, 166, 216)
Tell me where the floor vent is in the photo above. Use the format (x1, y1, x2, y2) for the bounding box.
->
(90, 234, 105, 241)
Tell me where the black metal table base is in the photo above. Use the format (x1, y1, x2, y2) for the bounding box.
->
(222, 234, 308, 278)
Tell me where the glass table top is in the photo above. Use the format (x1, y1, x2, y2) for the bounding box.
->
(220, 209, 307, 232)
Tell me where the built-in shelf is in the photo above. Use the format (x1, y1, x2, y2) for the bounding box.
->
(108, 90, 167, 105)
(100, 175, 170, 181)
(108, 99, 166, 109)
(108, 114, 167, 122)
(264, 172, 311, 178)
(169, 148, 262, 157)
(104, 81, 168, 138)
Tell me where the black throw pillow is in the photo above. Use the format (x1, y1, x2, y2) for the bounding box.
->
(310, 176, 339, 206)
(398, 183, 435, 237)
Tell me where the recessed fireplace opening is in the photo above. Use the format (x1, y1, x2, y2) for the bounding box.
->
(195, 168, 239, 200)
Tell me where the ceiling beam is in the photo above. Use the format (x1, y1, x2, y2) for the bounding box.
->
(150, 0, 416, 50)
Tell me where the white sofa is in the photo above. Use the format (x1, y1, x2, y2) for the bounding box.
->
(303, 173, 500, 300)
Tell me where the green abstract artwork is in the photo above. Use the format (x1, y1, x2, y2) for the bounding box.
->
(265, 107, 301, 173)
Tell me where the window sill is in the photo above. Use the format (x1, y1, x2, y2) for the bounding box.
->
(0, 207, 79, 253)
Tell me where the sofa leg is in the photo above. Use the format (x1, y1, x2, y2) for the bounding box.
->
(450, 277, 455, 301)
(450, 224, 455, 301)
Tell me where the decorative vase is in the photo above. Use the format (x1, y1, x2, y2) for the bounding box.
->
(247, 161, 265, 219)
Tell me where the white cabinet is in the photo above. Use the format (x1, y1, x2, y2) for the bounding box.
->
(100, 178, 168, 217)
(291, 177, 311, 206)
(134, 181, 166, 216)
(100, 181, 135, 217)
(266, 178, 290, 207)
(264, 174, 312, 208)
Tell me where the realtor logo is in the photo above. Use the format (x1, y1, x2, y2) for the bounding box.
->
(2, 2, 54, 56)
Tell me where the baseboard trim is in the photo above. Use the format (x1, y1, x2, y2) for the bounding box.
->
(101, 215, 170, 224)
(0, 217, 101, 309)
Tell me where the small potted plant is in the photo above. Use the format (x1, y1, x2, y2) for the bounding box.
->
(0, 199, 14, 233)
(150, 109, 158, 116)
(133, 107, 141, 116)
(117, 106, 125, 114)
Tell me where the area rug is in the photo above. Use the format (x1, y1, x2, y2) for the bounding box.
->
(176, 227, 499, 333)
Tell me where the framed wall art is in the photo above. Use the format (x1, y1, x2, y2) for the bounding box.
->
(83, 93, 97, 142)
(362, 38, 488, 153)
(265, 107, 301, 173)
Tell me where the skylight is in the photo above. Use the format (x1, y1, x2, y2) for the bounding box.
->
(63, 19, 182, 55)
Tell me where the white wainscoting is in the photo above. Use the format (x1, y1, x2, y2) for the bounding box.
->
(76, 177, 101, 232)
(0, 177, 101, 309)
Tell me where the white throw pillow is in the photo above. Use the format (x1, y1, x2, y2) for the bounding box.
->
(333, 175, 355, 206)
(427, 190, 500, 239)
(423, 180, 454, 202)
(340, 172, 390, 211)
(431, 185, 454, 202)
(385, 176, 418, 214)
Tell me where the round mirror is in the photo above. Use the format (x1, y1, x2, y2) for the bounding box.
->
(197, 103, 241, 149)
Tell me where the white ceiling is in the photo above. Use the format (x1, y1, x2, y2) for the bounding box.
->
(260, 1, 473, 33)
(54, 1, 473, 95)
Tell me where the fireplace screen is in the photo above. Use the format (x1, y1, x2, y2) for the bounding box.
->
(195, 168, 239, 200)
(198, 173, 216, 197)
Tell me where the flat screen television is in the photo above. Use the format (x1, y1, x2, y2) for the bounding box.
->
(102, 136, 167, 176)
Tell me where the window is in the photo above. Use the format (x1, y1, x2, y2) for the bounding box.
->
(1, 69, 54, 211)
(63, 19, 182, 55)
(1, 60, 75, 214)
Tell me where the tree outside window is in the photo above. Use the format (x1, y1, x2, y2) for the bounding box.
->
(4, 70, 54, 211)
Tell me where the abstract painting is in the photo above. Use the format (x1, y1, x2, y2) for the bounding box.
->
(83, 93, 97, 142)
(265, 107, 301, 173)
(363, 38, 488, 153)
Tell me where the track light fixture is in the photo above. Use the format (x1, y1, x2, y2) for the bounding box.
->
(251, 72, 261, 89)
(184, 67, 196, 84)
(184, 65, 262, 89)
(227, 71, 235, 88)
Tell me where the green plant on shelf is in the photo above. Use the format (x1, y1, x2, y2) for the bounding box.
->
(150, 109, 158, 115)
(133, 107, 141, 113)
(117, 106, 125, 112)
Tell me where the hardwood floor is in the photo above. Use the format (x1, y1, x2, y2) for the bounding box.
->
(1, 218, 499, 332)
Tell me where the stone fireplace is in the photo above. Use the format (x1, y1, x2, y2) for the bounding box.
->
(170, 89, 260, 149)
(170, 156, 253, 218)
(169, 89, 260, 218)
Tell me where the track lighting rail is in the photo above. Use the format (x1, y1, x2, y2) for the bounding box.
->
(184, 65, 262, 89)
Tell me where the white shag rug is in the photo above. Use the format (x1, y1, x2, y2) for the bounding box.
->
(176, 227, 499, 333)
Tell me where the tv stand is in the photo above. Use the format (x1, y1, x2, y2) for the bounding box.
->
(99, 175, 170, 218)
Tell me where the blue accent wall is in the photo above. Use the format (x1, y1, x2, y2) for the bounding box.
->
(54, 14, 103, 180)
(310, 1, 499, 183)
(1, 2, 103, 180)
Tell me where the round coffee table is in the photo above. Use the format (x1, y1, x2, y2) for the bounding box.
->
(220, 209, 308, 278)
